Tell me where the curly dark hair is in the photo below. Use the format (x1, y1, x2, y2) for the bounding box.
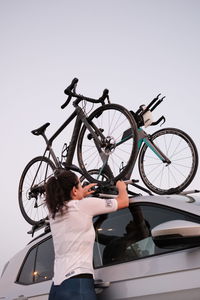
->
(45, 169, 79, 218)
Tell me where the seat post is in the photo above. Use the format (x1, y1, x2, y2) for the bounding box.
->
(41, 133, 61, 168)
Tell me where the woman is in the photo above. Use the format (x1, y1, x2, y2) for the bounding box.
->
(46, 169, 129, 300)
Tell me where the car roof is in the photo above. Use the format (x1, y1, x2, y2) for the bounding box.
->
(130, 193, 200, 216)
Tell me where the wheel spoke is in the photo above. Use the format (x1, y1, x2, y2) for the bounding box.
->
(78, 104, 138, 183)
(19, 157, 55, 224)
(139, 128, 198, 194)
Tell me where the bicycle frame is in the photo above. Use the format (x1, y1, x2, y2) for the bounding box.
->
(40, 103, 109, 173)
(137, 128, 171, 164)
(122, 126, 171, 180)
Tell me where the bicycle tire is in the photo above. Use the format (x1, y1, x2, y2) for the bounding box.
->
(138, 127, 198, 195)
(18, 156, 56, 225)
(77, 104, 138, 183)
(80, 169, 110, 184)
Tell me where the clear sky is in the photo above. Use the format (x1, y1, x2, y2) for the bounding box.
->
(0, 0, 200, 274)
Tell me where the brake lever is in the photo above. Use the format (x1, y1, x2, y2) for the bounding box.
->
(106, 94, 110, 104)
(151, 116, 166, 126)
(160, 116, 166, 126)
(72, 82, 78, 94)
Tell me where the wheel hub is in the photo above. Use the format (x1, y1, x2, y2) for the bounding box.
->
(103, 136, 116, 153)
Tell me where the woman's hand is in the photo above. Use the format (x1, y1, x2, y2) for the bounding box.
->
(115, 180, 129, 210)
(116, 180, 127, 192)
(83, 183, 97, 197)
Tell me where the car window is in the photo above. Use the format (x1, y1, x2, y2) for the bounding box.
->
(34, 238, 54, 283)
(93, 203, 200, 268)
(17, 247, 37, 284)
(17, 237, 54, 285)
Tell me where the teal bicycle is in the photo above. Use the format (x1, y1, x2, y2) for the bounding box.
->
(127, 95, 198, 195)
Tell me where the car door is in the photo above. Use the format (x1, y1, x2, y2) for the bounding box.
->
(14, 236, 54, 300)
(93, 202, 200, 300)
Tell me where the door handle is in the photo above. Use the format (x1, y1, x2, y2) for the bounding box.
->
(94, 279, 110, 288)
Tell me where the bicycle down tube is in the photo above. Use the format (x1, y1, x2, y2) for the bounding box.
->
(49, 106, 114, 175)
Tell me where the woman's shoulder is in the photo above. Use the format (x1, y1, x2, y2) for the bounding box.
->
(78, 197, 118, 216)
(66, 199, 79, 206)
(65, 200, 80, 210)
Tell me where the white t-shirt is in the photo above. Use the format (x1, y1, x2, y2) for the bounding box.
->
(49, 197, 118, 285)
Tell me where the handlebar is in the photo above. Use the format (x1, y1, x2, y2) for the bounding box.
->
(61, 78, 109, 109)
(151, 116, 166, 126)
(133, 94, 166, 128)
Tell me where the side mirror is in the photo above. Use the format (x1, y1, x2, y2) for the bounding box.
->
(151, 220, 200, 249)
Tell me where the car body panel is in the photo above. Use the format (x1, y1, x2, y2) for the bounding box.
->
(0, 233, 52, 300)
(95, 246, 200, 299)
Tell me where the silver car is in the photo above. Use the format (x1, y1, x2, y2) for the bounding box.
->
(1, 193, 200, 300)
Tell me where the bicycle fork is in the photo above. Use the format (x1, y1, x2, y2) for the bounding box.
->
(139, 129, 171, 165)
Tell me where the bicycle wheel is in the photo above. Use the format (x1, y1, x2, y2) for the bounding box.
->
(138, 127, 198, 194)
(18, 156, 56, 225)
(77, 104, 138, 183)
(80, 169, 109, 194)
(80, 169, 110, 184)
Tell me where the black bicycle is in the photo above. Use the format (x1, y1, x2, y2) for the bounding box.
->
(18, 78, 138, 225)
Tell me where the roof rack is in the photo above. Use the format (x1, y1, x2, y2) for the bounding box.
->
(180, 189, 200, 195)
(90, 178, 153, 199)
(27, 218, 50, 237)
(125, 179, 153, 196)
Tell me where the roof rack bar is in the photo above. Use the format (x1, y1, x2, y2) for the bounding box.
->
(180, 189, 200, 195)
(27, 219, 50, 237)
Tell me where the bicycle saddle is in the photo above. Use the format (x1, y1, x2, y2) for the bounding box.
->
(31, 122, 50, 136)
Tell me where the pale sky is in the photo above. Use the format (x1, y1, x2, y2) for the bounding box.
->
(1, 0, 200, 274)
